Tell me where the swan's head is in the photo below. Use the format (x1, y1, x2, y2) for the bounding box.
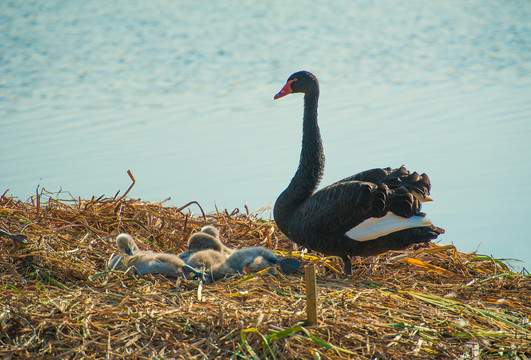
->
(116, 234, 139, 255)
(200, 225, 220, 239)
(228, 247, 279, 273)
(187, 232, 222, 252)
(274, 71, 319, 99)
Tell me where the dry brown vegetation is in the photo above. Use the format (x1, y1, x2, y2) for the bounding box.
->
(1, 187, 530, 359)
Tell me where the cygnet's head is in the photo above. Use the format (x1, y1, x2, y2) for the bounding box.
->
(187, 232, 222, 252)
(227, 247, 279, 273)
(116, 234, 139, 255)
(200, 225, 220, 239)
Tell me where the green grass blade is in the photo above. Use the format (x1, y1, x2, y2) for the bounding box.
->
(266, 325, 355, 355)
(240, 328, 261, 360)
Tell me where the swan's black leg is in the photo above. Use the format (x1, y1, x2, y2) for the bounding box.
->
(343, 256, 352, 275)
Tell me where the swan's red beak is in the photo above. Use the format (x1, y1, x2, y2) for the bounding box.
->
(274, 79, 295, 100)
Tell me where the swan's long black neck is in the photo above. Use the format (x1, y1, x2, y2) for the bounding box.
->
(274, 87, 324, 227)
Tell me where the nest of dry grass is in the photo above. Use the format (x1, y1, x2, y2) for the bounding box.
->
(1, 187, 530, 359)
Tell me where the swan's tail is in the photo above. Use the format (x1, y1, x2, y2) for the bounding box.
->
(382, 166, 433, 201)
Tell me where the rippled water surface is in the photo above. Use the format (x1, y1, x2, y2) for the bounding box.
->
(2, 0, 530, 267)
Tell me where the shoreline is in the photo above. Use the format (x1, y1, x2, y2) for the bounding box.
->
(1, 191, 530, 359)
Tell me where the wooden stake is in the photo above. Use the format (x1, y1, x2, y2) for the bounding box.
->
(305, 264, 318, 325)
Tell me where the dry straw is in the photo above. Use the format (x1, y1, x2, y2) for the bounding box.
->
(1, 183, 530, 359)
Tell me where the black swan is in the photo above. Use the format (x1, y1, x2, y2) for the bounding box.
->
(273, 71, 445, 274)
(109, 233, 204, 279)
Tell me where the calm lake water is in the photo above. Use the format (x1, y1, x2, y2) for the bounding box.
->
(2, 0, 530, 268)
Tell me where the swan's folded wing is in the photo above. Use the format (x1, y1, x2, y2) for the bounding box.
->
(332, 167, 393, 185)
(332, 166, 432, 202)
(293, 180, 380, 235)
